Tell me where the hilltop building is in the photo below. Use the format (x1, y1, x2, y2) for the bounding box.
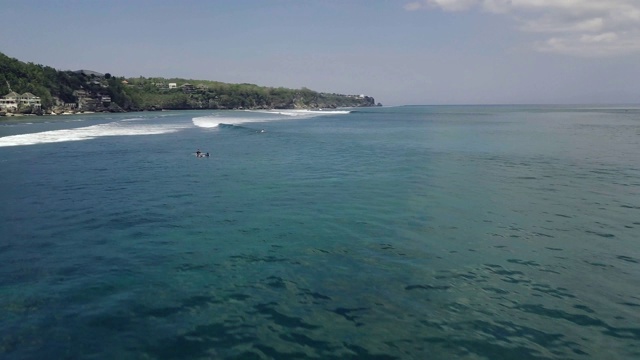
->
(181, 83, 196, 93)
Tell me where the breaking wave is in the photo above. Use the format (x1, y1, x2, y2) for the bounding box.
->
(0, 120, 189, 147)
(192, 109, 352, 128)
(0, 109, 352, 147)
(252, 109, 352, 117)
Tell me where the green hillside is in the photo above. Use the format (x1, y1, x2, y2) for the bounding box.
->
(0, 52, 379, 114)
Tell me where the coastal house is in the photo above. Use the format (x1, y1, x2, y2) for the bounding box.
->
(181, 83, 196, 93)
(168, 83, 177, 89)
(72, 89, 91, 110)
(154, 82, 169, 90)
(81, 98, 99, 110)
(0, 92, 41, 111)
(0, 92, 19, 111)
(73, 89, 88, 99)
(20, 93, 42, 109)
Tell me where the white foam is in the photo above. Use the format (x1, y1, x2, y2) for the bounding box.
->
(120, 117, 146, 122)
(192, 115, 268, 128)
(192, 109, 351, 128)
(0, 121, 188, 147)
(266, 109, 351, 116)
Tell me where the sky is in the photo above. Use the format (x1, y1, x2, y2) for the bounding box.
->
(1, 0, 639, 105)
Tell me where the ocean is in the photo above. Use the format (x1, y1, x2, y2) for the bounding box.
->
(1, 105, 639, 359)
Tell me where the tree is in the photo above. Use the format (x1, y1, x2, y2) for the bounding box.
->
(0, 51, 377, 112)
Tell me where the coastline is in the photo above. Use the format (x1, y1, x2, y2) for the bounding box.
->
(1, 111, 96, 117)
(0, 104, 372, 121)
(0, 111, 96, 121)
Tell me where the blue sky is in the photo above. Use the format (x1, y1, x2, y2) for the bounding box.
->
(2, 0, 639, 105)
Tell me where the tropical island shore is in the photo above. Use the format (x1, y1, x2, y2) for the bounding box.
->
(0, 52, 381, 117)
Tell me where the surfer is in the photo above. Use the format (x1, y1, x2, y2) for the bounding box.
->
(196, 149, 202, 157)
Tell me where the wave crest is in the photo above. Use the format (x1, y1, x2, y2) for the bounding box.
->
(0, 121, 188, 147)
(192, 109, 351, 128)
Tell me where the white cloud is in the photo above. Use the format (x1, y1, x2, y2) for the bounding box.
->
(535, 31, 640, 57)
(404, 0, 478, 12)
(581, 32, 618, 43)
(519, 16, 604, 33)
(403, 2, 424, 11)
(404, 0, 640, 56)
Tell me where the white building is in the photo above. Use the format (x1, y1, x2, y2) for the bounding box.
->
(20, 92, 41, 109)
(0, 92, 19, 111)
(0, 92, 41, 111)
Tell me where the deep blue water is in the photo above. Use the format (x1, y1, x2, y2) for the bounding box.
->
(1, 106, 639, 359)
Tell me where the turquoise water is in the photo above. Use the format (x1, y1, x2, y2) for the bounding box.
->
(1, 106, 639, 359)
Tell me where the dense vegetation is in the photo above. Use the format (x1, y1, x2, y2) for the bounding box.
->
(0, 52, 378, 113)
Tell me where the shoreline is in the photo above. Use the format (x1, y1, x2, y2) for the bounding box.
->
(0, 111, 96, 121)
(0, 105, 370, 120)
(1, 111, 96, 117)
